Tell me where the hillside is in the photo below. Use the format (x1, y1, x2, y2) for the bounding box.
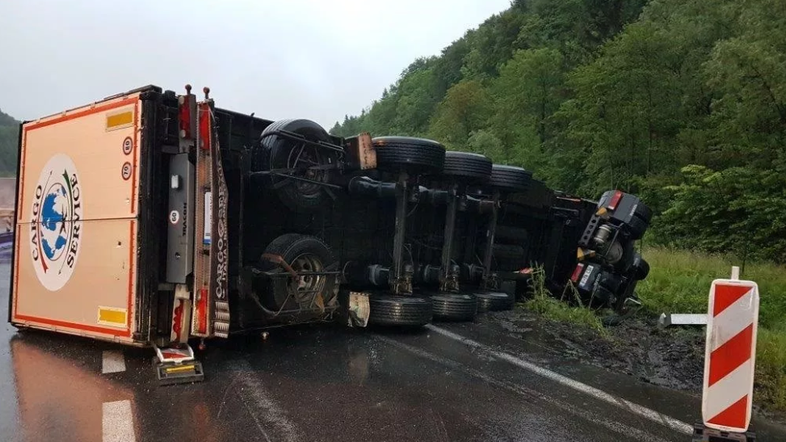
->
(331, 0, 786, 264)
(0, 109, 19, 177)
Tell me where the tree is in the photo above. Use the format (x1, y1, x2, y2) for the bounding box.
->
(0, 109, 19, 176)
(428, 80, 492, 151)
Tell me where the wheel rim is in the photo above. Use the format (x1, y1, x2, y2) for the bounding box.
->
(285, 142, 328, 197)
(288, 252, 325, 303)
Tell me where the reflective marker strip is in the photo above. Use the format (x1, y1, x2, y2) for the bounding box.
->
(98, 307, 127, 327)
(165, 364, 197, 374)
(203, 191, 212, 245)
(702, 282, 759, 433)
(106, 110, 134, 130)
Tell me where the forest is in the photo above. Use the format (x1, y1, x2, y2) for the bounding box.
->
(0, 109, 19, 177)
(330, 0, 786, 264)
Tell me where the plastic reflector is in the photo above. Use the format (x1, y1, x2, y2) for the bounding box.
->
(570, 263, 585, 283)
(196, 288, 208, 335)
(106, 110, 133, 130)
(608, 190, 623, 211)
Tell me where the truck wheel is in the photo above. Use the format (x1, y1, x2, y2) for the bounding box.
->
(368, 293, 433, 327)
(475, 291, 515, 312)
(597, 270, 622, 293)
(429, 292, 478, 321)
(259, 119, 336, 213)
(632, 254, 649, 280)
(442, 151, 493, 183)
(372, 136, 445, 175)
(261, 233, 337, 313)
(591, 285, 616, 307)
(625, 214, 648, 240)
(635, 202, 653, 224)
(488, 165, 532, 193)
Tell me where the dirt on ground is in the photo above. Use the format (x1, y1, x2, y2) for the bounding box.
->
(494, 309, 706, 392)
(492, 308, 786, 423)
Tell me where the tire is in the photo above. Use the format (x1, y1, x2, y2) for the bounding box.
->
(632, 254, 650, 280)
(488, 165, 532, 192)
(597, 270, 622, 293)
(625, 215, 648, 240)
(372, 136, 446, 175)
(429, 292, 478, 321)
(635, 202, 653, 224)
(260, 233, 337, 312)
(442, 151, 493, 183)
(475, 291, 515, 312)
(258, 119, 336, 213)
(368, 293, 433, 327)
(591, 285, 615, 307)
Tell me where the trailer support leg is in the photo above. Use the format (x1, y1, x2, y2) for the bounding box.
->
(153, 343, 205, 386)
(481, 191, 501, 291)
(439, 184, 459, 292)
(390, 171, 413, 295)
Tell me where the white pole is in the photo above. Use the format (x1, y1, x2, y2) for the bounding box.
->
(731, 266, 740, 281)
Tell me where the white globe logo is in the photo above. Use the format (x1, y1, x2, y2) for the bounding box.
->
(29, 154, 84, 291)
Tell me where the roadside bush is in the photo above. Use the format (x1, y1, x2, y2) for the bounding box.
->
(651, 165, 786, 264)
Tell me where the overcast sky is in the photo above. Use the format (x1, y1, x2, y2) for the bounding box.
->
(0, 0, 511, 128)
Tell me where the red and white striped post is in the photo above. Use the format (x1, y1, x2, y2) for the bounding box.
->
(700, 266, 759, 437)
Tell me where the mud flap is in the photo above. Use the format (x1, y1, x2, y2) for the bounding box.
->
(153, 344, 205, 386)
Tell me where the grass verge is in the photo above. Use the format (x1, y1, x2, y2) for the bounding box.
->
(521, 248, 786, 414)
(524, 266, 608, 337)
(638, 247, 786, 414)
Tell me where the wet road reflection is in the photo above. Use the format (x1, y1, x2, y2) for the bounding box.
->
(2, 259, 785, 442)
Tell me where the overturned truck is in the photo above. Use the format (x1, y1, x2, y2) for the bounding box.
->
(9, 85, 650, 376)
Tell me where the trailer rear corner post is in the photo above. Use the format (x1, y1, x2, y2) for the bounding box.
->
(156, 85, 206, 386)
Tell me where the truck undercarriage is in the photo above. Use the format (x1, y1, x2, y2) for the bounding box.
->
(9, 84, 652, 382)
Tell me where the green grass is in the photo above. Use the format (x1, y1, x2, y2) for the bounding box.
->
(638, 247, 786, 414)
(521, 247, 786, 414)
(524, 266, 609, 337)
(637, 247, 786, 329)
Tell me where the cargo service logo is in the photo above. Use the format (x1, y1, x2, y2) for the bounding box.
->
(29, 154, 84, 291)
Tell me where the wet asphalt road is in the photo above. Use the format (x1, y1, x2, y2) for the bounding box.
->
(2, 261, 785, 442)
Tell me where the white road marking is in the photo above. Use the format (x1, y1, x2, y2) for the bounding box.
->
(231, 360, 303, 442)
(102, 350, 126, 374)
(425, 324, 694, 435)
(102, 400, 136, 442)
(374, 335, 672, 442)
